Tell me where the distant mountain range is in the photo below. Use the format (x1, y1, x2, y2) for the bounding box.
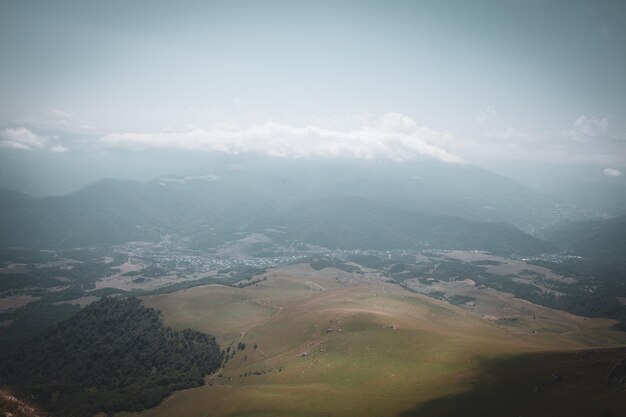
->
(0, 160, 567, 255)
(541, 215, 626, 261)
(267, 195, 556, 254)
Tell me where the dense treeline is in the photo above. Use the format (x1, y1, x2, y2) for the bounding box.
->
(0, 297, 223, 417)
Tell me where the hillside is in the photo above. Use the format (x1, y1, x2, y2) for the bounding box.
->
(121, 264, 626, 417)
(278, 196, 556, 255)
(542, 215, 626, 261)
(0, 167, 558, 256)
(0, 297, 223, 417)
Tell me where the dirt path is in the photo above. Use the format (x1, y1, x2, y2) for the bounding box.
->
(561, 325, 581, 336)
(208, 304, 284, 379)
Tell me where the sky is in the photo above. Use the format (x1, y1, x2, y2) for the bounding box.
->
(1, 0, 626, 191)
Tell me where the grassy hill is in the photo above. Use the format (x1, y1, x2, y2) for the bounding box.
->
(122, 264, 626, 417)
(401, 347, 626, 417)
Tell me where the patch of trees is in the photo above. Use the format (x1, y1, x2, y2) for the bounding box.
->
(470, 260, 502, 266)
(447, 295, 476, 306)
(309, 257, 362, 273)
(430, 261, 488, 281)
(0, 297, 223, 417)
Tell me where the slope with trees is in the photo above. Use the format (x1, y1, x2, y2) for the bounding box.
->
(0, 297, 223, 417)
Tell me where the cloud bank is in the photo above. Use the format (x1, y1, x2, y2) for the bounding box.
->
(4, 109, 623, 167)
(101, 113, 463, 163)
(0, 127, 49, 150)
(0, 127, 68, 152)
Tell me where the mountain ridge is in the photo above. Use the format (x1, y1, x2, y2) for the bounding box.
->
(0, 177, 556, 255)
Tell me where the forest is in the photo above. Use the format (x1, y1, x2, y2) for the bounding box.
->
(0, 297, 223, 417)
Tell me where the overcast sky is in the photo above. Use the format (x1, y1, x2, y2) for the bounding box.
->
(1, 0, 625, 177)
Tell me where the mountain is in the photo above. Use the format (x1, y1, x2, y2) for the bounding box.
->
(274, 196, 556, 255)
(0, 183, 163, 248)
(542, 215, 626, 261)
(0, 165, 557, 255)
(0, 173, 282, 249)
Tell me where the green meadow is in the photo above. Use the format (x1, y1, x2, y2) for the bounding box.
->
(121, 265, 626, 417)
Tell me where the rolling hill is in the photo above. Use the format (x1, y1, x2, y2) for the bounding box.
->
(124, 264, 626, 417)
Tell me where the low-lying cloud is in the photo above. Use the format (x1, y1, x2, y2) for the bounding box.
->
(100, 113, 463, 163)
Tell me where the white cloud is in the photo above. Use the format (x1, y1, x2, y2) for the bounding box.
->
(379, 112, 417, 132)
(565, 115, 609, 142)
(603, 167, 622, 177)
(100, 113, 463, 163)
(49, 144, 69, 153)
(0, 127, 49, 150)
(0, 127, 71, 153)
(0, 140, 33, 151)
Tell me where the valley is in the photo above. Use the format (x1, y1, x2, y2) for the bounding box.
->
(1, 140, 625, 417)
(1, 186, 626, 417)
(2, 2, 626, 416)
(5, 240, 626, 417)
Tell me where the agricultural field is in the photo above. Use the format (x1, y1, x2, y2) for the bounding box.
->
(121, 264, 626, 417)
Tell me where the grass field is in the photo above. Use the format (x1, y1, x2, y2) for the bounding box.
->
(120, 264, 626, 417)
